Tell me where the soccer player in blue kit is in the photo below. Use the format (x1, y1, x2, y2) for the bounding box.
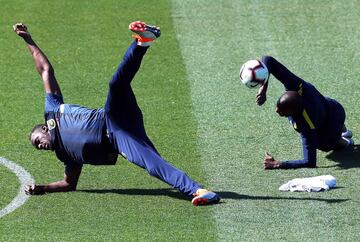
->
(13, 21, 220, 206)
(255, 56, 354, 169)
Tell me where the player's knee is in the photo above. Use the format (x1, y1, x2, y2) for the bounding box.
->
(148, 166, 161, 179)
(109, 78, 121, 90)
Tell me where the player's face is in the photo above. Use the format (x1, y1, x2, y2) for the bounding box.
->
(276, 106, 285, 117)
(276, 106, 292, 117)
(30, 127, 52, 151)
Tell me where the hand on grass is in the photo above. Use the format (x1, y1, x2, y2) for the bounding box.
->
(25, 184, 45, 195)
(263, 152, 281, 169)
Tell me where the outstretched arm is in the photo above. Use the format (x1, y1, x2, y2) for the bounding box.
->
(13, 23, 62, 95)
(263, 132, 317, 169)
(25, 165, 82, 195)
(261, 56, 303, 91)
(263, 152, 316, 169)
(256, 56, 305, 105)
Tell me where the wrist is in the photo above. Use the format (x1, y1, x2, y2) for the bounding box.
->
(34, 185, 46, 195)
(23, 36, 34, 44)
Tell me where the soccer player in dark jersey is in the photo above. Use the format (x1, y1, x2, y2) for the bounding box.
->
(256, 56, 353, 169)
(13, 21, 220, 206)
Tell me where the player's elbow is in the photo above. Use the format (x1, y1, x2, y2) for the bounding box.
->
(66, 184, 77, 192)
(42, 64, 54, 74)
(304, 160, 316, 168)
(33, 53, 53, 73)
(261, 55, 275, 64)
(63, 180, 77, 192)
(37, 64, 54, 80)
(262, 55, 274, 59)
(307, 163, 316, 168)
(67, 181, 78, 191)
(260, 56, 276, 71)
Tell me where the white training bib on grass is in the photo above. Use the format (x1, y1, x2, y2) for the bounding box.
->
(279, 175, 336, 192)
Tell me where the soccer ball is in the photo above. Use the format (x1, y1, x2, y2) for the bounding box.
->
(239, 59, 269, 88)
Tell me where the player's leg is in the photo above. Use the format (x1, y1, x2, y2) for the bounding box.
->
(104, 40, 151, 143)
(105, 39, 148, 114)
(110, 129, 220, 205)
(112, 41, 146, 84)
(106, 21, 160, 92)
(106, 21, 160, 90)
(105, 21, 160, 145)
(326, 99, 354, 149)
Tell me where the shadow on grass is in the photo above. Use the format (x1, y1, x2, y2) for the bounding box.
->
(77, 188, 190, 201)
(217, 191, 350, 204)
(77, 188, 349, 204)
(322, 144, 360, 169)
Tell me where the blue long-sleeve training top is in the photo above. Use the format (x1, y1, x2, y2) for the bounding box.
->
(261, 56, 345, 168)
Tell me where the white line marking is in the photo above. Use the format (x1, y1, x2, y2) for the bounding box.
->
(0, 157, 35, 218)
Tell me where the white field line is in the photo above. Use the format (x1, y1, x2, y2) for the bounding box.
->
(0, 157, 34, 218)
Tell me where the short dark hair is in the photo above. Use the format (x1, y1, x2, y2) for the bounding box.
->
(29, 124, 45, 141)
(277, 91, 303, 115)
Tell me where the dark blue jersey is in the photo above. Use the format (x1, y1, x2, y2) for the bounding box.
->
(44, 93, 118, 170)
(261, 56, 345, 168)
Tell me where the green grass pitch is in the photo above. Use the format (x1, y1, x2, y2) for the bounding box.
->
(1, 0, 360, 241)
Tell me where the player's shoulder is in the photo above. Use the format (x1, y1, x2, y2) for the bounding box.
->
(45, 93, 64, 112)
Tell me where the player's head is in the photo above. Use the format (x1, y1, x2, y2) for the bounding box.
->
(29, 124, 53, 150)
(276, 91, 303, 117)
